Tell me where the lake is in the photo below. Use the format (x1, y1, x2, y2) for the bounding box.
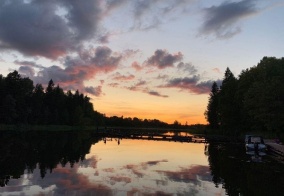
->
(0, 130, 283, 196)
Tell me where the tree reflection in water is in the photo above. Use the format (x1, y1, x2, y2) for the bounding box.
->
(1, 131, 284, 196)
(206, 142, 284, 196)
(0, 130, 102, 187)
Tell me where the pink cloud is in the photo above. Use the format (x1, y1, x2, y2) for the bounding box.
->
(109, 176, 132, 184)
(103, 168, 115, 173)
(132, 61, 143, 71)
(18, 46, 123, 96)
(212, 68, 221, 73)
(156, 165, 210, 184)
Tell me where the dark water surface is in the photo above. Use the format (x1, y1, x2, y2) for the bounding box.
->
(0, 130, 283, 196)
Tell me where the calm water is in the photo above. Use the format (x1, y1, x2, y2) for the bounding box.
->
(0, 131, 283, 196)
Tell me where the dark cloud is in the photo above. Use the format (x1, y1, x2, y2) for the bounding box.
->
(85, 86, 103, 96)
(0, 0, 194, 59)
(97, 33, 110, 44)
(109, 176, 132, 184)
(0, 0, 105, 59)
(144, 160, 168, 166)
(59, 0, 103, 40)
(123, 160, 168, 178)
(200, 0, 258, 39)
(177, 62, 197, 75)
(127, 189, 173, 196)
(81, 156, 99, 169)
(145, 49, 183, 69)
(159, 76, 220, 94)
(108, 82, 119, 87)
(157, 74, 170, 80)
(14, 60, 44, 69)
(18, 66, 35, 78)
(147, 91, 169, 98)
(126, 80, 147, 91)
(135, 80, 147, 86)
(124, 80, 168, 98)
(0, 1, 70, 58)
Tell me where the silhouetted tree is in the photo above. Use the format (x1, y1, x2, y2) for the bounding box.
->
(205, 82, 219, 129)
(206, 57, 284, 139)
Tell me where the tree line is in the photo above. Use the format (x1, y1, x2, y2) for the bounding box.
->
(0, 71, 188, 128)
(205, 56, 284, 137)
(0, 71, 102, 126)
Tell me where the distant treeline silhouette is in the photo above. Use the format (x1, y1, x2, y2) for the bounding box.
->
(205, 57, 284, 137)
(0, 71, 187, 128)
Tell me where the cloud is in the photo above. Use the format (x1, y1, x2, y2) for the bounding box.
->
(108, 82, 119, 88)
(157, 74, 170, 80)
(145, 49, 183, 69)
(18, 66, 35, 78)
(147, 91, 169, 98)
(200, 0, 258, 39)
(123, 164, 145, 178)
(122, 160, 168, 178)
(105, 0, 129, 14)
(126, 80, 147, 91)
(212, 67, 222, 74)
(131, 0, 194, 31)
(0, 0, 196, 59)
(14, 60, 44, 69)
(80, 156, 99, 169)
(50, 166, 112, 195)
(18, 46, 122, 95)
(85, 86, 103, 96)
(109, 176, 132, 184)
(156, 165, 211, 184)
(143, 160, 168, 166)
(0, 0, 106, 59)
(177, 62, 198, 75)
(131, 61, 143, 71)
(102, 168, 116, 173)
(124, 80, 168, 98)
(159, 76, 218, 94)
(112, 72, 135, 81)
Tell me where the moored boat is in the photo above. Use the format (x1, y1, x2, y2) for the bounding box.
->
(245, 135, 267, 156)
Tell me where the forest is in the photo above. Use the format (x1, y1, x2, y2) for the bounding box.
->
(205, 56, 284, 138)
(0, 71, 184, 128)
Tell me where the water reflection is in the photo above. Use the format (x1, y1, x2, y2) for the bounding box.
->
(206, 142, 284, 196)
(0, 131, 225, 195)
(0, 130, 101, 187)
(0, 131, 283, 196)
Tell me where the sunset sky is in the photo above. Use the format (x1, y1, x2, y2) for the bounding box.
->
(0, 0, 283, 124)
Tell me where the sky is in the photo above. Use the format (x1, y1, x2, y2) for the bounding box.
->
(0, 0, 283, 124)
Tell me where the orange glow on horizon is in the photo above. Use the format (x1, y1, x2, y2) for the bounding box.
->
(91, 86, 209, 125)
(93, 102, 207, 125)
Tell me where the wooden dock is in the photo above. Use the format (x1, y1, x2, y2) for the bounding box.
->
(94, 131, 207, 143)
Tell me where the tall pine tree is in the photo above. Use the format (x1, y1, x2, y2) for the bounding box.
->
(205, 82, 219, 129)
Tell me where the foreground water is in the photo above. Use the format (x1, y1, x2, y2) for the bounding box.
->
(0, 131, 283, 195)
